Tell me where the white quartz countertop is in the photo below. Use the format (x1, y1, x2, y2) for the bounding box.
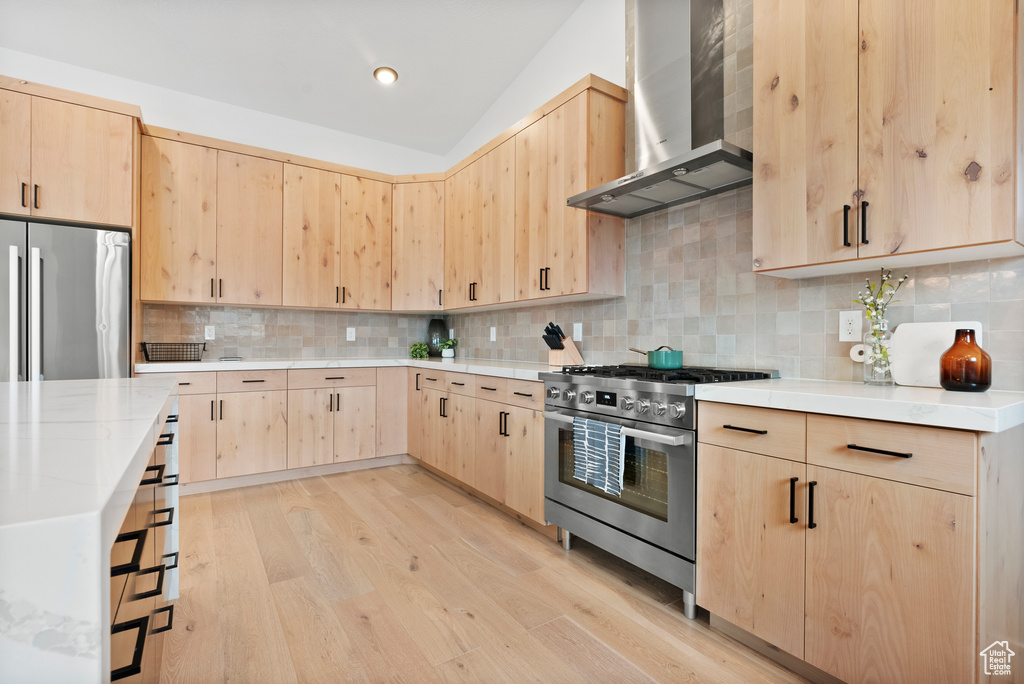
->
(135, 356, 552, 381)
(694, 378, 1024, 433)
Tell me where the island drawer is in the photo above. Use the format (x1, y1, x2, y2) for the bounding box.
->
(697, 402, 807, 462)
(288, 368, 376, 390)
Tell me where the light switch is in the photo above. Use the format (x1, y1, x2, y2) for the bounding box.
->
(346, 327, 355, 341)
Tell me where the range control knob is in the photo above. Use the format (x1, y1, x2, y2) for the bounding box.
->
(546, 387, 561, 399)
(636, 398, 651, 414)
(620, 397, 635, 411)
(669, 402, 687, 419)
(579, 391, 595, 404)
(652, 401, 667, 416)
(563, 389, 577, 402)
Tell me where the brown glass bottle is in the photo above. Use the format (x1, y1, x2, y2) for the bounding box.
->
(939, 329, 991, 392)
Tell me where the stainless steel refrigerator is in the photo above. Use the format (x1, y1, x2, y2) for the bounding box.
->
(2, 219, 131, 382)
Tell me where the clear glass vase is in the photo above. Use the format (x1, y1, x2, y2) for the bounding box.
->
(863, 320, 894, 386)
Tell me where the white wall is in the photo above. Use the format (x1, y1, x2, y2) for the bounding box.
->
(0, 47, 446, 175)
(0, 0, 625, 175)
(443, 0, 626, 167)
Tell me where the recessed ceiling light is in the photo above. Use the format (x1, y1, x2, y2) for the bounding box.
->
(373, 67, 398, 84)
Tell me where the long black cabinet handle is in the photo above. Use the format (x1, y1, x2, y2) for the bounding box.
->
(140, 464, 165, 486)
(179, 382, 191, 386)
(480, 386, 496, 391)
(161, 551, 179, 570)
(842, 204, 851, 247)
(415, 373, 420, 391)
(847, 444, 912, 459)
(211, 399, 215, 421)
(242, 379, 265, 383)
(498, 411, 504, 436)
(33, 184, 39, 209)
(150, 604, 174, 635)
(722, 424, 768, 435)
(110, 615, 149, 681)
(21, 182, 27, 207)
(808, 481, 818, 529)
(860, 201, 869, 244)
(211, 278, 215, 299)
(148, 507, 175, 528)
(111, 529, 148, 577)
(513, 392, 533, 398)
(424, 377, 438, 382)
(160, 473, 179, 487)
(451, 382, 465, 386)
(439, 289, 443, 307)
(219, 279, 223, 298)
(336, 286, 340, 304)
(324, 376, 346, 380)
(157, 432, 175, 446)
(789, 477, 799, 524)
(336, 393, 340, 409)
(128, 564, 165, 601)
(329, 393, 333, 412)
(342, 286, 346, 304)
(219, 399, 223, 420)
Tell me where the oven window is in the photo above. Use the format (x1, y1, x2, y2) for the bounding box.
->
(557, 425, 669, 521)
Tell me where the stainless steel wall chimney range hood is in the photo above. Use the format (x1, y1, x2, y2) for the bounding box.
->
(567, 0, 753, 219)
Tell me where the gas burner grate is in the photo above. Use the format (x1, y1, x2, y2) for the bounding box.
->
(559, 364, 777, 384)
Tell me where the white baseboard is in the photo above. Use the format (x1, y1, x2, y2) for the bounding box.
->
(180, 454, 415, 495)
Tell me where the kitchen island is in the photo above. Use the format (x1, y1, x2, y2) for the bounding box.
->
(0, 374, 178, 683)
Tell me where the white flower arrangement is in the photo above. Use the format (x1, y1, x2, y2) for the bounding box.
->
(853, 268, 908, 379)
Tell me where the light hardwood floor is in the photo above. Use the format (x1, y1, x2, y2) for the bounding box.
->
(164, 464, 809, 683)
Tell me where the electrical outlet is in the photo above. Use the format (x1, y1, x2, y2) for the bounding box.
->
(204, 326, 215, 341)
(490, 326, 496, 342)
(839, 310, 863, 342)
(449, 328, 455, 339)
(574, 322, 582, 340)
(346, 327, 355, 342)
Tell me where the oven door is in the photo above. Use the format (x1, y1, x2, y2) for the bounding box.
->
(544, 408, 696, 561)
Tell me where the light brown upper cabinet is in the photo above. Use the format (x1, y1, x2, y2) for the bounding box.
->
(445, 139, 515, 309)
(282, 164, 342, 308)
(392, 181, 444, 311)
(216, 151, 283, 306)
(0, 91, 132, 226)
(141, 137, 218, 303)
(752, 0, 1020, 276)
(339, 175, 392, 310)
(515, 90, 626, 300)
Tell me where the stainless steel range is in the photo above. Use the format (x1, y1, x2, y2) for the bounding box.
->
(541, 364, 778, 619)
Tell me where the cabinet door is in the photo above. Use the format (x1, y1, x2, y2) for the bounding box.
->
(503, 404, 545, 525)
(418, 387, 447, 469)
(216, 151, 283, 305)
(287, 388, 334, 469)
(473, 399, 506, 502)
(141, 137, 218, 303)
(392, 181, 444, 311)
(30, 97, 133, 227)
(751, 0, 859, 271)
(376, 367, 408, 457)
(334, 385, 377, 463)
(443, 167, 473, 309)
(804, 466, 974, 684)
(474, 139, 515, 306)
(216, 390, 287, 478)
(0, 89, 31, 216)
(446, 392, 475, 484)
(178, 394, 217, 483)
(514, 115, 548, 300)
(339, 175, 391, 310)
(858, 0, 1015, 257)
(407, 370, 424, 460)
(282, 164, 341, 308)
(696, 444, 806, 658)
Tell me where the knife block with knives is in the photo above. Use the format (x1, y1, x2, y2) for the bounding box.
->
(543, 322, 584, 367)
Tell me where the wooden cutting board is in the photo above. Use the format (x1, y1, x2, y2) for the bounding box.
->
(890, 321, 983, 387)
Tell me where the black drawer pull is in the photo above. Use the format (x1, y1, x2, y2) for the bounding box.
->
(140, 464, 165, 486)
(147, 507, 174, 528)
(789, 477, 799, 524)
(847, 444, 912, 459)
(161, 551, 179, 570)
(808, 481, 818, 529)
(160, 473, 179, 487)
(723, 424, 768, 435)
(111, 529, 148, 577)
(480, 386, 496, 391)
(425, 377, 438, 382)
(166, 414, 178, 423)
(157, 432, 174, 446)
(242, 379, 265, 383)
(110, 615, 148, 681)
(513, 392, 533, 398)
(324, 376, 346, 380)
(128, 564, 165, 601)
(451, 382, 465, 386)
(150, 604, 174, 635)
(178, 382, 191, 386)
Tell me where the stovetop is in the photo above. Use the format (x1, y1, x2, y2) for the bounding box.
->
(539, 365, 779, 430)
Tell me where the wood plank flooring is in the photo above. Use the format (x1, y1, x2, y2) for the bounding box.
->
(164, 464, 809, 683)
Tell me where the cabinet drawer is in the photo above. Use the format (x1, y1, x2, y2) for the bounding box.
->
(170, 372, 216, 395)
(287, 367, 376, 390)
(475, 376, 508, 401)
(806, 414, 976, 495)
(418, 370, 447, 389)
(505, 379, 543, 410)
(697, 403, 806, 462)
(216, 370, 287, 392)
(446, 373, 477, 396)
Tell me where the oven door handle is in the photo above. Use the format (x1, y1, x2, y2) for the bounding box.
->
(545, 411, 693, 447)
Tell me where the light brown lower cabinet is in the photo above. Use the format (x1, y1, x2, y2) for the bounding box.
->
(501, 404, 545, 525)
(178, 393, 217, 483)
(287, 385, 377, 468)
(216, 390, 288, 478)
(473, 399, 507, 501)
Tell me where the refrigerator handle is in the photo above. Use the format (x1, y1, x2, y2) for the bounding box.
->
(8, 246, 19, 381)
(29, 247, 42, 381)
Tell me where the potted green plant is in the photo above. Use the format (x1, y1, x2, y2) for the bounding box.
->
(409, 342, 429, 359)
(439, 338, 458, 358)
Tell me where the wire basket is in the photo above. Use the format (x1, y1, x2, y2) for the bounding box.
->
(142, 342, 206, 362)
